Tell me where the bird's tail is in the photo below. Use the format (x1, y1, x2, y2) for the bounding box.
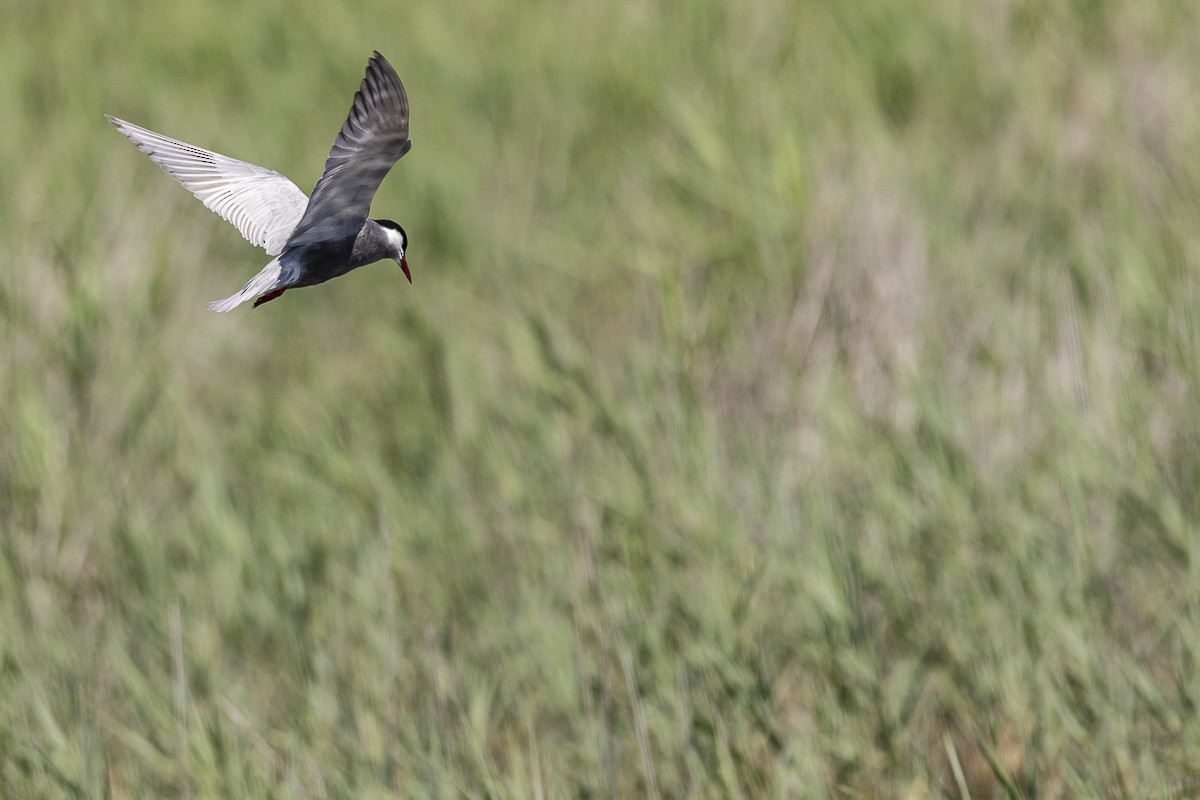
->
(208, 258, 283, 312)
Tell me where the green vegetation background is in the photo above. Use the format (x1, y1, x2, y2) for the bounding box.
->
(3, 0, 1200, 796)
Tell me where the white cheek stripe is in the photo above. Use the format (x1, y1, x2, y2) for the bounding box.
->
(385, 227, 406, 253)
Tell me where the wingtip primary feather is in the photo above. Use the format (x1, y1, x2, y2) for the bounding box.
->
(105, 114, 133, 135)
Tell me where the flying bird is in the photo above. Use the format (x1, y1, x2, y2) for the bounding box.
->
(107, 51, 412, 311)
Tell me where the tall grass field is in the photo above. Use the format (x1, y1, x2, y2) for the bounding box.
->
(3, 0, 1200, 796)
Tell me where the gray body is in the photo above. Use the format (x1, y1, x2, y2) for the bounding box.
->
(107, 51, 412, 311)
(285, 218, 409, 289)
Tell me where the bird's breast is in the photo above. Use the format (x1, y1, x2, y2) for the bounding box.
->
(283, 238, 357, 288)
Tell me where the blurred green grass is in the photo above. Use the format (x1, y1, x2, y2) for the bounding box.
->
(3, 0, 1200, 796)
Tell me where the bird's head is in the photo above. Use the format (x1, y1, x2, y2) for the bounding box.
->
(375, 219, 410, 283)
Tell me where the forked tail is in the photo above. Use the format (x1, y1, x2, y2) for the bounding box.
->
(208, 258, 284, 312)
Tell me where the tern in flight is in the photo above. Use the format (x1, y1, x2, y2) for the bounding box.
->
(108, 51, 412, 311)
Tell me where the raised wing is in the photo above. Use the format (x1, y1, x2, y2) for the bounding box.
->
(282, 51, 411, 252)
(106, 116, 309, 256)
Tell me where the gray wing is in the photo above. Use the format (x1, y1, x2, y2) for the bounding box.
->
(283, 51, 411, 252)
(106, 115, 308, 256)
